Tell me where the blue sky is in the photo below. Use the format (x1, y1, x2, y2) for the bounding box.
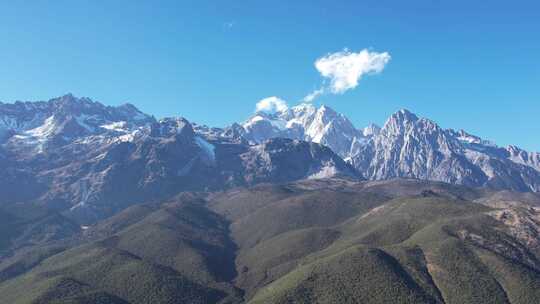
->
(1, 0, 539, 151)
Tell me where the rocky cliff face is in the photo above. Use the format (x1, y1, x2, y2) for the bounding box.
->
(0, 95, 360, 223)
(241, 103, 540, 192)
(350, 109, 540, 192)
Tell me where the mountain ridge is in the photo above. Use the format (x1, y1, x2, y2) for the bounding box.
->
(0, 95, 361, 223)
(1, 94, 539, 195)
(240, 102, 540, 192)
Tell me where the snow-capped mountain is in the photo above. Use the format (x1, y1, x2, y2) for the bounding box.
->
(0, 95, 359, 223)
(239, 105, 540, 192)
(242, 103, 366, 157)
(349, 109, 540, 192)
(1, 94, 540, 223)
(0, 94, 155, 154)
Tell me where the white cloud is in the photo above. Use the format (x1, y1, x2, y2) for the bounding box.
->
(304, 48, 391, 101)
(303, 88, 325, 102)
(255, 96, 289, 113)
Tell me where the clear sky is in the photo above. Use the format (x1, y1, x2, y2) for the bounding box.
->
(1, 1, 539, 151)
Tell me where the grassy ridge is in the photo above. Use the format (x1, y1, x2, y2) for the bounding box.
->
(250, 245, 437, 304)
(0, 179, 538, 303)
(0, 198, 243, 303)
(243, 186, 539, 303)
(0, 244, 225, 304)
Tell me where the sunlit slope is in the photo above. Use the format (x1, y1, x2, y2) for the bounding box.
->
(0, 179, 538, 303)
(249, 194, 540, 304)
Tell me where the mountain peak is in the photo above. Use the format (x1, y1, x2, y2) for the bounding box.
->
(49, 94, 101, 113)
(51, 93, 84, 104)
(393, 108, 419, 121)
(153, 117, 194, 138)
(290, 103, 317, 115)
(381, 109, 420, 134)
(292, 102, 316, 110)
(118, 102, 138, 109)
(59, 93, 76, 100)
(318, 104, 337, 115)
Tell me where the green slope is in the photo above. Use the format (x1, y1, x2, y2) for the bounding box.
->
(245, 186, 540, 303)
(0, 179, 538, 304)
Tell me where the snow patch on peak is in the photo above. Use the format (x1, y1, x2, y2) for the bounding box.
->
(291, 103, 316, 113)
(317, 104, 337, 117)
(101, 121, 128, 132)
(452, 129, 497, 147)
(25, 115, 57, 138)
